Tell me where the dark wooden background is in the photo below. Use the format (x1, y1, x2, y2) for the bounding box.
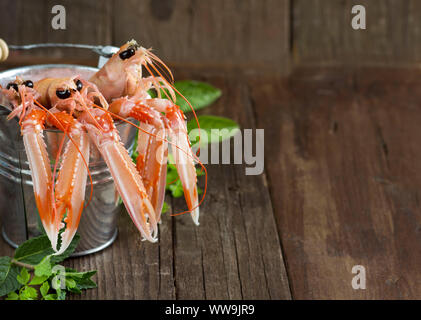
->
(2, 0, 421, 300)
(3, 0, 421, 72)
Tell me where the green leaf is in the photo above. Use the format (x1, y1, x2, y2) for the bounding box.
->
(14, 234, 80, 265)
(162, 202, 170, 214)
(34, 255, 52, 277)
(6, 291, 19, 300)
(43, 293, 58, 300)
(131, 128, 139, 163)
(196, 168, 205, 177)
(29, 275, 48, 286)
(187, 115, 240, 145)
(40, 281, 50, 297)
(149, 80, 221, 113)
(65, 269, 97, 291)
(65, 278, 76, 289)
(20, 286, 37, 300)
(57, 290, 66, 300)
(174, 80, 222, 113)
(0, 260, 21, 297)
(0, 256, 11, 283)
(168, 180, 184, 198)
(166, 165, 179, 186)
(74, 277, 97, 291)
(68, 286, 82, 294)
(17, 268, 30, 285)
(65, 269, 97, 280)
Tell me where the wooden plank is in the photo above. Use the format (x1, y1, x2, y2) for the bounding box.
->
(252, 68, 421, 299)
(66, 195, 175, 300)
(293, 0, 421, 67)
(113, 0, 290, 75)
(171, 75, 291, 299)
(0, 0, 112, 62)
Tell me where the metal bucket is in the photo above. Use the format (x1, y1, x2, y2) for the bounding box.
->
(0, 64, 137, 256)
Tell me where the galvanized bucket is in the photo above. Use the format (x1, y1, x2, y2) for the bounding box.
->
(0, 64, 137, 256)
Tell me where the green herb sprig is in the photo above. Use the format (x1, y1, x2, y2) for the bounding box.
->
(0, 234, 96, 300)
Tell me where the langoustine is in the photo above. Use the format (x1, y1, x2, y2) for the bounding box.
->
(0, 41, 205, 253)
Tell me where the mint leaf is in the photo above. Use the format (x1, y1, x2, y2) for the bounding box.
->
(34, 255, 52, 277)
(29, 275, 48, 285)
(17, 268, 30, 285)
(65, 269, 96, 280)
(43, 293, 58, 300)
(57, 290, 66, 300)
(0, 256, 11, 283)
(0, 260, 21, 297)
(65, 269, 97, 291)
(162, 202, 169, 214)
(65, 278, 76, 289)
(6, 291, 19, 300)
(187, 115, 240, 145)
(14, 234, 80, 265)
(196, 168, 205, 177)
(168, 180, 184, 198)
(74, 277, 97, 290)
(149, 80, 221, 113)
(20, 286, 37, 300)
(131, 129, 139, 163)
(174, 80, 221, 113)
(40, 281, 50, 297)
(14, 236, 53, 265)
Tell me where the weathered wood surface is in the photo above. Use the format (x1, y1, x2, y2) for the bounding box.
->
(0, 0, 289, 75)
(113, 0, 289, 74)
(293, 0, 421, 67)
(5, 0, 421, 71)
(251, 67, 421, 299)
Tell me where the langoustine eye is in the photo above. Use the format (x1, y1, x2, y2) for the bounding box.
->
(119, 47, 136, 60)
(23, 80, 33, 88)
(56, 89, 71, 99)
(75, 79, 83, 91)
(6, 82, 18, 91)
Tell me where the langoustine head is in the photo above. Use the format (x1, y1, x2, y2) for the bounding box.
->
(90, 40, 174, 101)
(0, 77, 40, 122)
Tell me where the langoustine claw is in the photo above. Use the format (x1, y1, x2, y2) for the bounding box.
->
(47, 112, 90, 254)
(2, 77, 92, 253)
(0, 80, 58, 246)
(79, 108, 158, 241)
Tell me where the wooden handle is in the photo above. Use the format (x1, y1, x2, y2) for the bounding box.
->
(0, 39, 9, 62)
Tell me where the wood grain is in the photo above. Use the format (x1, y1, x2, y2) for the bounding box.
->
(0, 0, 289, 75)
(0, 0, 112, 61)
(293, 0, 421, 67)
(251, 68, 421, 299)
(112, 0, 290, 74)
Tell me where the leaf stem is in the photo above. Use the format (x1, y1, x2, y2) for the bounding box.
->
(11, 259, 35, 270)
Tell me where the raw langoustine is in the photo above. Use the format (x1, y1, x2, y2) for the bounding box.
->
(0, 42, 204, 253)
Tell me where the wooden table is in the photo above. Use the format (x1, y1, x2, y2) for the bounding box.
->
(1, 65, 420, 300)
